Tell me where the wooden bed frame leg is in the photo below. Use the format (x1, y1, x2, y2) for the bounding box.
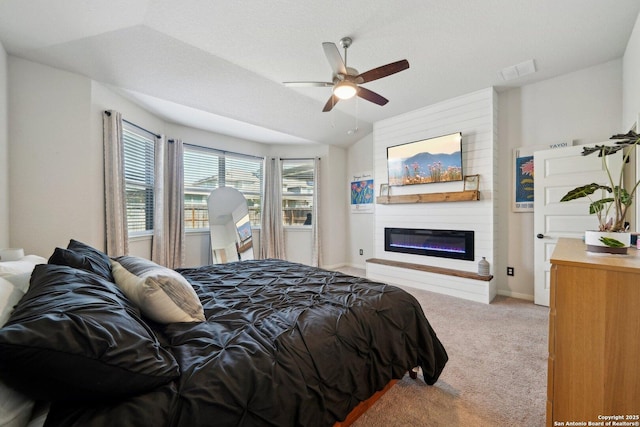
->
(409, 367, 418, 379)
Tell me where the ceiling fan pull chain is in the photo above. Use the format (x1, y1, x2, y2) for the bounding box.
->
(355, 96, 359, 131)
(331, 101, 335, 129)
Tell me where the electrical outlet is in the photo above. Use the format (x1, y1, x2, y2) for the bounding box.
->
(507, 267, 514, 276)
(359, 249, 364, 256)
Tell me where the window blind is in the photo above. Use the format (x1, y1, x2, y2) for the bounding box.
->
(122, 125, 155, 233)
(183, 146, 263, 229)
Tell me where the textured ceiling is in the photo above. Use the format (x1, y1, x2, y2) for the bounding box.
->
(1, 0, 639, 147)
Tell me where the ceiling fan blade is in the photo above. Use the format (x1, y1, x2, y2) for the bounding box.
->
(322, 42, 347, 76)
(357, 59, 410, 83)
(283, 81, 333, 87)
(357, 87, 389, 106)
(322, 94, 340, 112)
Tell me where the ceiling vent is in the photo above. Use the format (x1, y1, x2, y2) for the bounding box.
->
(499, 59, 536, 81)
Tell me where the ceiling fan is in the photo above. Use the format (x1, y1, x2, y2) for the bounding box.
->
(283, 37, 410, 112)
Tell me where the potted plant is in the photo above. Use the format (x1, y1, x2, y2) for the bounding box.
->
(560, 130, 640, 254)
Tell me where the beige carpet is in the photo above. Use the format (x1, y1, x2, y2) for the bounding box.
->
(337, 267, 549, 427)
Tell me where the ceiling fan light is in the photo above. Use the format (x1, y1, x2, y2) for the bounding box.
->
(333, 81, 358, 100)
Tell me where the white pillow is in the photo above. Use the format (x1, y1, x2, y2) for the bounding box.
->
(0, 278, 25, 326)
(0, 255, 47, 278)
(4, 273, 32, 294)
(0, 277, 35, 427)
(111, 259, 205, 324)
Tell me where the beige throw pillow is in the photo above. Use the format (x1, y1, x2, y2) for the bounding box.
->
(111, 257, 205, 324)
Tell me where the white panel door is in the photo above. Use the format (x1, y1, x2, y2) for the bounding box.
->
(533, 145, 622, 306)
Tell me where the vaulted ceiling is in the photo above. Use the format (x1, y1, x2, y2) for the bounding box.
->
(1, 0, 639, 147)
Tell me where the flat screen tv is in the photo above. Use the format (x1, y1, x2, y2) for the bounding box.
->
(387, 132, 463, 186)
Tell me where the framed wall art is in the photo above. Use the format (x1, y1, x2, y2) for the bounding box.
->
(350, 171, 374, 213)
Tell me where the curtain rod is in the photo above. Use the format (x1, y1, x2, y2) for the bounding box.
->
(181, 141, 264, 160)
(103, 110, 162, 139)
(124, 119, 162, 139)
(278, 157, 320, 161)
(105, 111, 296, 161)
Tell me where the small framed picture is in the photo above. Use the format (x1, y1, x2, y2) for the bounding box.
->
(464, 174, 480, 191)
(379, 183, 390, 197)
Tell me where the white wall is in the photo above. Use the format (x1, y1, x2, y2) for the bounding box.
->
(623, 10, 640, 234)
(265, 143, 348, 269)
(623, 11, 640, 129)
(6, 43, 634, 284)
(497, 59, 622, 299)
(0, 41, 8, 248)
(346, 133, 375, 269)
(373, 88, 497, 276)
(163, 122, 270, 267)
(345, 61, 623, 301)
(155, 130, 347, 268)
(90, 81, 169, 259)
(7, 57, 346, 267)
(166, 123, 269, 156)
(94, 84, 345, 267)
(9, 57, 96, 257)
(324, 144, 347, 268)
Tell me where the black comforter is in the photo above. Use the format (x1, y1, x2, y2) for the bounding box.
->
(44, 259, 448, 427)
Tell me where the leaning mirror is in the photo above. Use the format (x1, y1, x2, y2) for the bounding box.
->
(207, 187, 254, 263)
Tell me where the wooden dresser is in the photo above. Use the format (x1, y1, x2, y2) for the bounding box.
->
(547, 238, 640, 426)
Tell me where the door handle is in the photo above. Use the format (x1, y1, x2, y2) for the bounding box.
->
(536, 234, 544, 239)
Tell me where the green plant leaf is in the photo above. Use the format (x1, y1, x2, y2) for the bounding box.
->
(582, 145, 624, 157)
(613, 186, 632, 206)
(589, 198, 614, 214)
(599, 236, 626, 247)
(560, 183, 611, 202)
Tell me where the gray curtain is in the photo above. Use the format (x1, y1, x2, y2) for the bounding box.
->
(151, 135, 166, 266)
(311, 157, 321, 267)
(152, 138, 185, 268)
(260, 157, 285, 259)
(102, 110, 128, 256)
(166, 139, 185, 268)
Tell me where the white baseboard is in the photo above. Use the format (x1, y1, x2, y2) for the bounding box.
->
(320, 262, 367, 271)
(346, 262, 366, 270)
(320, 262, 346, 270)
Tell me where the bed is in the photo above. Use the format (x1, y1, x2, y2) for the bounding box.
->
(0, 240, 448, 427)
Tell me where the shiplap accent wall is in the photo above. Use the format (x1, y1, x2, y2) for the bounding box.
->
(369, 88, 498, 302)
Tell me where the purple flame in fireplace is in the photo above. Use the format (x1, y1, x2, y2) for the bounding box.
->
(384, 228, 474, 261)
(389, 235, 465, 254)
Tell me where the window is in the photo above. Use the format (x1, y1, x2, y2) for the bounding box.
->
(225, 155, 263, 226)
(183, 146, 263, 230)
(282, 159, 314, 226)
(183, 147, 219, 229)
(122, 124, 155, 234)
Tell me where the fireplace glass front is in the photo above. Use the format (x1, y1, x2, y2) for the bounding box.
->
(384, 228, 474, 261)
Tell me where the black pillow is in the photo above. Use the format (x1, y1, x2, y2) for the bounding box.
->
(48, 239, 113, 282)
(0, 264, 180, 401)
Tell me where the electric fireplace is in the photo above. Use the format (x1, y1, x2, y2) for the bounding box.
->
(384, 228, 474, 261)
